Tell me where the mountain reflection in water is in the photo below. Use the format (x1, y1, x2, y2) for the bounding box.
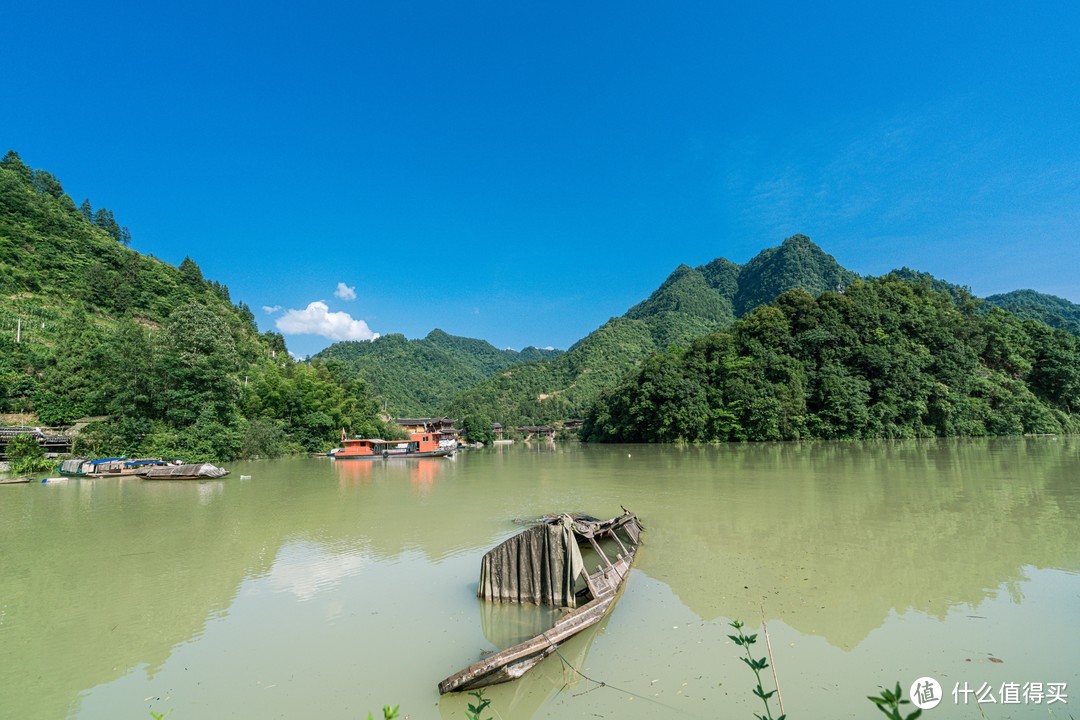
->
(1, 438, 1076, 719)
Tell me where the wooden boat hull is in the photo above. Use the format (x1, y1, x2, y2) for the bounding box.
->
(438, 511, 642, 694)
(140, 475, 227, 481)
(139, 463, 230, 480)
(58, 458, 170, 478)
(1, 477, 32, 485)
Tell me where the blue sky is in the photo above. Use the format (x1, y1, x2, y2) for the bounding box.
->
(6, 1, 1079, 357)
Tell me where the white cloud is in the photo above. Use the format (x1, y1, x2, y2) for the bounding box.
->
(262, 305, 282, 314)
(268, 540, 370, 601)
(334, 282, 357, 301)
(276, 301, 379, 342)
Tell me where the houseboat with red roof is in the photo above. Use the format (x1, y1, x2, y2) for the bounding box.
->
(331, 432, 455, 460)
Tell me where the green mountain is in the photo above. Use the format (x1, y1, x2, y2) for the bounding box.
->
(312, 329, 562, 416)
(1, 151, 393, 460)
(881, 270, 1080, 337)
(583, 278, 1080, 442)
(733, 233, 861, 314)
(984, 290, 1080, 336)
(451, 235, 859, 424)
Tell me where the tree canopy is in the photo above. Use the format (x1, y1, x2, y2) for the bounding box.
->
(583, 278, 1080, 442)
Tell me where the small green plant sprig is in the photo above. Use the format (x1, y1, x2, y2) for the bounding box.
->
(729, 619, 785, 720)
(368, 705, 400, 720)
(868, 683, 922, 720)
(464, 689, 492, 720)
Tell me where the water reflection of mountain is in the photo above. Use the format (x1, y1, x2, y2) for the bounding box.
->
(3, 439, 1077, 718)
(588, 438, 1080, 649)
(0, 456, 509, 719)
(1, 478, 275, 719)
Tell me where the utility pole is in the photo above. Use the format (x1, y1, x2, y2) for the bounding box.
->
(16, 318, 21, 343)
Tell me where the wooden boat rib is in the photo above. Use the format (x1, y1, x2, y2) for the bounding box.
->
(438, 509, 643, 694)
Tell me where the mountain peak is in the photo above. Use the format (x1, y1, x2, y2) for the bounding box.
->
(733, 234, 859, 315)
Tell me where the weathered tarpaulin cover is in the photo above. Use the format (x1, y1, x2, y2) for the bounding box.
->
(478, 517, 585, 608)
(141, 463, 229, 479)
(59, 458, 87, 474)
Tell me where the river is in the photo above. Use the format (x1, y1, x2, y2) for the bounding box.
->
(2, 438, 1077, 719)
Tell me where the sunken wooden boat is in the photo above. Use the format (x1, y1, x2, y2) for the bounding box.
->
(0, 476, 32, 485)
(438, 509, 643, 694)
(138, 463, 230, 480)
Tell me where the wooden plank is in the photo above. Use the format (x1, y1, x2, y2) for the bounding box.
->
(440, 553, 634, 694)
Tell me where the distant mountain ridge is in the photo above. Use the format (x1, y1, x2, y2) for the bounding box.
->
(983, 290, 1080, 336)
(313, 329, 561, 416)
(450, 235, 860, 424)
(883, 268, 1080, 336)
(450, 238, 1080, 426)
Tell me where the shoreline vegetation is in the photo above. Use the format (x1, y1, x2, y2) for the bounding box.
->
(3, 151, 1078, 463)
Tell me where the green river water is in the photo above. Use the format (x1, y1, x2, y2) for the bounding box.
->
(2, 438, 1078, 719)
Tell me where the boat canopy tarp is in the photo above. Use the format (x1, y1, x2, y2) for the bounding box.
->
(60, 458, 88, 474)
(142, 463, 228, 479)
(477, 517, 584, 608)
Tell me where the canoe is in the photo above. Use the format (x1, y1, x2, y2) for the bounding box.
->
(438, 509, 643, 694)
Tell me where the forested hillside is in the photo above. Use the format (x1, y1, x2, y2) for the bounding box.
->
(6, 150, 1075, 452)
(0, 151, 396, 460)
(583, 277, 1080, 442)
(313, 329, 561, 416)
(984, 290, 1080, 336)
(450, 235, 858, 425)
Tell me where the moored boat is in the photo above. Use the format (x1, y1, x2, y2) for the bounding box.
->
(331, 431, 454, 460)
(58, 457, 170, 478)
(138, 463, 230, 480)
(438, 509, 643, 694)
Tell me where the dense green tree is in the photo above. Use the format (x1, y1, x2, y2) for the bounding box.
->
(31, 307, 110, 424)
(178, 256, 205, 286)
(5, 433, 53, 473)
(461, 413, 495, 444)
(157, 302, 241, 426)
(1, 150, 33, 184)
(31, 169, 64, 199)
(584, 279, 1080, 443)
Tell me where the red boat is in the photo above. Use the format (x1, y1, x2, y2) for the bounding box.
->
(330, 431, 455, 460)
